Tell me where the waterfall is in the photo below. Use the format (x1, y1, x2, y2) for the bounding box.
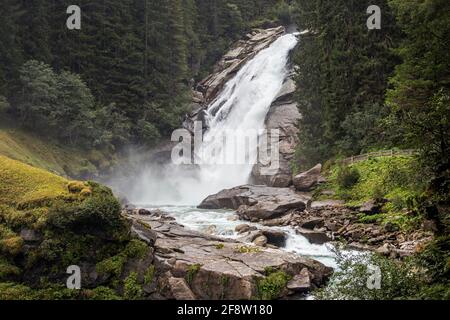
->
(127, 33, 298, 206)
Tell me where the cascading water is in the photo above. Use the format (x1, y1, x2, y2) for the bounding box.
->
(127, 33, 298, 206)
(118, 32, 342, 268)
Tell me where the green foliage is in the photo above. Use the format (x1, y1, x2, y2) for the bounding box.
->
(314, 251, 422, 300)
(387, 0, 450, 182)
(144, 265, 156, 285)
(186, 264, 202, 284)
(336, 166, 360, 189)
(123, 272, 144, 300)
(87, 286, 122, 300)
(0, 96, 10, 114)
(257, 270, 291, 300)
(293, 0, 402, 169)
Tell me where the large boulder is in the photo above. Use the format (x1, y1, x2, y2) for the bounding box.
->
(126, 210, 332, 300)
(251, 77, 301, 187)
(198, 185, 310, 221)
(293, 164, 323, 191)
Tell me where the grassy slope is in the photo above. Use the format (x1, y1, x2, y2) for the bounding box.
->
(0, 117, 111, 178)
(316, 156, 424, 230)
(0, 155, 69, 208)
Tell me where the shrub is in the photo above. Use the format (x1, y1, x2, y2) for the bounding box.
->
(337, 166, 360, 189)
(123, 272, 144, 300)
(257, 271, 291, 300)
(314, 251, 422, 300)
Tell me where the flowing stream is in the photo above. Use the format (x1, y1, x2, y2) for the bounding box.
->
(128, 33, 339, 268)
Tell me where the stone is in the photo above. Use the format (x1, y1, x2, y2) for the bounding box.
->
(235, 224, 251, 234)
(293, 164, 323, 191)
(261, 229, 287, 247)
(359, 200, 380, 215)
(253, 235, 268, 247)
(286, 268, 312, 292)
(20, 229, 42, 242)
(168, 277, 196, 300)
(126, 212, 332, 300)
(296, 228, 331, 245)
(310, 200, 345, 209)
(199, 185, 309, 221)
(300, 218, 324, 230)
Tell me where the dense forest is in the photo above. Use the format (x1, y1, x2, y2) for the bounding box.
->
(0, 0, 285, 149)
(292, 0, 449, 299)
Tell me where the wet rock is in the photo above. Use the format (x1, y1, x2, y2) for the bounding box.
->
(199, 185, 309, 221)
(253, 235, 268, 247)
(235, 224, 251, 234)
(251, 78, 301, 187)
(293, 164, 322, 191)
(127, 212, 332, 300)
(296, 228, 331, 245)
(261, 229, 287, 247)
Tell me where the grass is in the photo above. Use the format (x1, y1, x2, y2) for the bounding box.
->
(316, 156, 425, 231)
(0, 120, 115, 178)
(0, 155, 70, 209)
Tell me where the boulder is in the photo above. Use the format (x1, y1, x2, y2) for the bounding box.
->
(359, 200, 380, 215)
(261, 229, 287, 247)
(251, 78, 301, 188)
(199, 185, 310, 221)
(299, 218, 324, 230)
(296, 228, 331, 245)
(253, 235, 268, 247)
(126, 211, 333, 300)
(235, 224, 251, 234)
(286, 268, 312, 292)
(168, 277, 196, 300)
(293, 164, 323, 191)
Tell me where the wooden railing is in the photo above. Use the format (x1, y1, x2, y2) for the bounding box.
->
(339, 149, 418, 165)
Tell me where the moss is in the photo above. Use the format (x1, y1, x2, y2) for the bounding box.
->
(186, 264, 202, 284)
(0, 258, 21, 280)
(85, 286, 122, 300)
(96, 254, 127, 279)
(0, 155, 69, 210)
(0, 124, 108, 178)
(235, 245, 261, 254)
(124, 239, 149, 259)
(215, 243, 224, 250)
(257, 271, 291, 300)
(0, 282, 36, 300)
(144, 265, 155, 285)
(67, 181, 87, 193)
(123, 272, 144, 300)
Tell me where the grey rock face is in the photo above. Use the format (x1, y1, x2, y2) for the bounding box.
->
(198, 185, 310, 220)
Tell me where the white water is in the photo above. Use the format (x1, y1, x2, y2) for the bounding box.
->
(145, 205, 338, 268)
(128, 34, 298, 206)
(123, 33, 341, 268)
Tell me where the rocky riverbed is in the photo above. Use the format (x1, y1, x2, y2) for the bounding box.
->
(124, 208, 332, 300)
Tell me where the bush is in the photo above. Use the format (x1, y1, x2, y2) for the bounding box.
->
(314, 250, 422, 300)
(257, 270, 291, 300)
(337, 166, 360, 189)
(123, 272, 144, 300)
